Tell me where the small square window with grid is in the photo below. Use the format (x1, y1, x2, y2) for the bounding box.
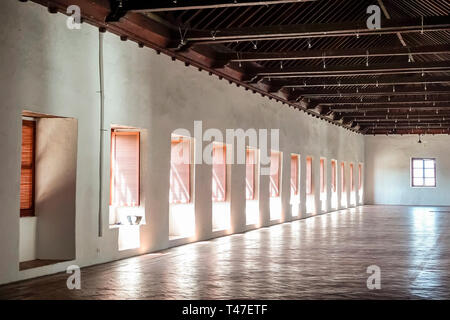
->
(411, 158, 436, 187)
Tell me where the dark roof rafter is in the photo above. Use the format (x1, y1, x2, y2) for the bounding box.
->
(270, 75, 450, 89)
(316, 97, 450, 105)
(223, 44, 450, 63)
(255, 61, 450, 78)
(331, 104, 450, 112)
(130, 0, 317, 12)
(106, 0, 320, 21)
(297, 86, 450, 98)
(184, 16, 450, 45)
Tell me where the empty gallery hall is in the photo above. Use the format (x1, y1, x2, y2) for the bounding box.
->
(0, 0, 449, 300)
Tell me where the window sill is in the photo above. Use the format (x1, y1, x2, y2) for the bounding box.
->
(109, 223, 145, 229)
(20, 259, 69, 271)
(109, 205, 145, 226)
(20, 215, 37, 219)
(169, 234, 193, 241)
(411, 186, 437, 188)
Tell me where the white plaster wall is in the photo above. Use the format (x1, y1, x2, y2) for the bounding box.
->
(19, 217, 37, 262)
(0, 0, 364, 285)
(35, 118, 77, 260)
(365, 135, 450, 206)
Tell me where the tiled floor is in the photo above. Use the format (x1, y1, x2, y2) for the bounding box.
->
(1, 205, 449, 299)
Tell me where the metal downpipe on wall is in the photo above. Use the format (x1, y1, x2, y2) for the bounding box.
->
(98, 31, 105, 237)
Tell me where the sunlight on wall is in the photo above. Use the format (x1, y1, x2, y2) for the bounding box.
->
(290, 201, 300, 218)
(306, 194, 315, 214)
(350, 192, 356, 206)
(341, 192, 348, 208)
(118, 225, 140, 251)
(320, 194, 327, 212)
(331, 192, 338, 210)
(169, 203, 195, 239)
(212, 202, 231, 232)
(246, 200, 259, 226)
(270, 197, 282, 221)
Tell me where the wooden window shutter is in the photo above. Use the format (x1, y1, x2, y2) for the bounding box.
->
(212, 144, 227, 202)
(110, 131, 140, 207)
(270, 151, 280, 197)
(170, 137, 191, 204)
(331, 161, 337, 193)
(306, 157, 312, 195)
(290, 155, 299, 196)
(320, 159, 325, 193)
(20, 120, 36, 217)
(245, 149, 255, 201)
(358, 164, 362, 190)
(350, 163, 354, 191)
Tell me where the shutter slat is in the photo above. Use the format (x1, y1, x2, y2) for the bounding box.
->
(306, 157, 312, 195)
(270, 151, 280, 197)
(350, 163, 354, 191)
(20, 120, 35, 216)
(170, 137, 191, 204)
(111, 132, 140, 207)
(245, 149, 255, 200)
(358, 164, 362, 191)
(212, 144, 227, 202)
(331, 161, 337, 193)
(290, 155, 298, 196)
(320, 159, 325, 194)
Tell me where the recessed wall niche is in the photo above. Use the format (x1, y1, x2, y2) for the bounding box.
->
(19, 111, 78, 271)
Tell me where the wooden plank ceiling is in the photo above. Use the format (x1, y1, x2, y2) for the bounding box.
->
(31, 0, 450, 135)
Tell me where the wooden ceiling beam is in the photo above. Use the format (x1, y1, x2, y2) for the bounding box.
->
(377, 0, 412, 61)
(254, 70, 450, 81)
(361, 124, 450, 129)
(348, 117, 450, 122)
(270, 75, 450, 89)
(186, 16, 450, 44)
(367, 129, 450, 135)
(224, 44, 450, 63)
(298, 86, 450, 98)
(256, 61, 450, 77)
(336, 110, 450, 117)
(316, 97, 450, 105)
(331, 105, 450, 112)
(125, 0, 317, 13)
